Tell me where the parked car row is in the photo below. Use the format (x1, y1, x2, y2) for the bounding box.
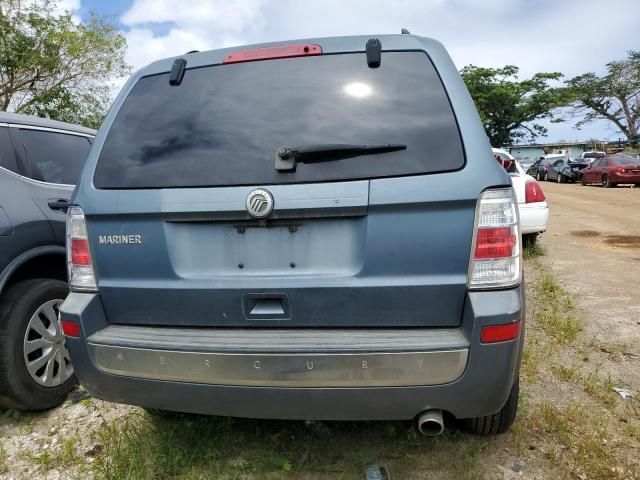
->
(526, 157, 589, 183)
(525, 152, 640, 187)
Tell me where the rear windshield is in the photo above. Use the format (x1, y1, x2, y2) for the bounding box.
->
(94, 51, 464, 189)
(610, 155, 640, 166)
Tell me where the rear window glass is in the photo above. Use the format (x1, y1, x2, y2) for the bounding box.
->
(95, 51, 464, 189)
(610, 154, 640, 166)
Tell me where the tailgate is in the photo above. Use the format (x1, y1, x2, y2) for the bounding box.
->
(88, 178, 474, 328)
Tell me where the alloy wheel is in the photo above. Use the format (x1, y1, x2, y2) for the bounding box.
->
(23, 299, 74, 387)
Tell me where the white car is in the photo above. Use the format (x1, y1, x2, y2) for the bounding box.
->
(493, 148, 549, 244)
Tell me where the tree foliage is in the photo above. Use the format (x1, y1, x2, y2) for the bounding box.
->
(0, 0, 130, 128)
(460, 65, 571, 146)
(566, 51, 640, 143)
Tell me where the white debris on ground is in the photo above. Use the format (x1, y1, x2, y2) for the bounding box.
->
(0, 393, 134, 480)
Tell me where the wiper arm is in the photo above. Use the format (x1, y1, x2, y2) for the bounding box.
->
(275, 143, 407, 172)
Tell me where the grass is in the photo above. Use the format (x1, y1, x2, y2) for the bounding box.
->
(90, 411, 489, 479)
(0, 440, 7, 475)
(517, 259, 640, 480)
(532, 272, 582, 345)
(550, 364, 580, 382)
(31, 437, 85, 474)
(523, 402, 636, 480)
(523, 241, 545, 260)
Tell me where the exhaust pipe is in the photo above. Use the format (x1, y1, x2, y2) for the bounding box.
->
(416, 409, 444, 436)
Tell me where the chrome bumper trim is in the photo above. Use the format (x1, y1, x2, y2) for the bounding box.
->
(88, 343, 468, 388)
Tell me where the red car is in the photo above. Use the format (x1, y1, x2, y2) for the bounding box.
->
(580, 153, 640, 188)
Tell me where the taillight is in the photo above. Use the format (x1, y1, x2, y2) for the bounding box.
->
(66, 207, 97, 291)
(525, 179, 545, 203)
(618, 168, 626, 173)
(468, 188, 521, 289)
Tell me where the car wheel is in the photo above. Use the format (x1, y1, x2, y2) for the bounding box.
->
(0, 279, 76, 410)
(461, 377, 519, 435)
(556, 173, 563, 183)
(602, 175, 615, 188)
(523, 233, 538, 247)
(581, 175, 587, 186)
(544, 171, 548, 181)
(536, 171, 542, 181)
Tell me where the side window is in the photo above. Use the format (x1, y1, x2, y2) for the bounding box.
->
(13, 129, 92, 185)
(0, 127, 19, 173)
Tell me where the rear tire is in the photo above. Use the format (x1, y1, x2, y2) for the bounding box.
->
(581, 175, 587, 186)
(602, 175, 615, 188)
(523, 233, 538, 247)
(557, 173, 564, 183)
(461, 377, 519, 435)
(536, 171, 543, 181)
(543, 171, 548, 181)
(0, 279, 76, 410)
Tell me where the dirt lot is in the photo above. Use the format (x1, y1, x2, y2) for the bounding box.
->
(539, 182, 640, 349)
(0, 182, 639, 479)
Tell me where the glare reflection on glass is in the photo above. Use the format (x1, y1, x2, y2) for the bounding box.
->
(343, 82, 373, 98)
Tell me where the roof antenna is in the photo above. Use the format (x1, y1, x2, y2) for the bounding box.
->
(401, 28, 411, 34)
(366, 38, 381, 68)
(169, 58, 187, 86)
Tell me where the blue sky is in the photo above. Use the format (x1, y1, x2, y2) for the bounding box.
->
(69, 0, 640, 143)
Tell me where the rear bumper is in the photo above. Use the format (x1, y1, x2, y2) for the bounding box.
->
(61, 286, 525, 421)
(609, 172, 640, 183)
(519, 201, 549, 235)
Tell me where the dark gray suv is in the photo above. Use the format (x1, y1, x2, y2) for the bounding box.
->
(61, 34, 525, 435)
(0, 112, 95, 410)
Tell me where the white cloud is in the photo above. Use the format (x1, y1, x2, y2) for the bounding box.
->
(50, 0, 81, 23)
(121, 0, 267, 33)
(116, 0, 640, 141)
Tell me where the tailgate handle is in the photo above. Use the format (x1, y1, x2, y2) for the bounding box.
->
(250, 298, 285, 316)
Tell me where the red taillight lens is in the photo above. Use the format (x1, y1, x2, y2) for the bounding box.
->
(71, 239, 90, 265)
(618, 168, 626, 173)
(61, 320, 80, 338)
(481, 321, 521, 343)
(525, 179, 545, 203)
(223, 44, 322, 64)
(67, 207, 97, 291)
(469, 189, 520, 289)
(474, 227, 517, 259)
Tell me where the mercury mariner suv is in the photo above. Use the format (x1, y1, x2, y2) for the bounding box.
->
(61, 34, 525, 435)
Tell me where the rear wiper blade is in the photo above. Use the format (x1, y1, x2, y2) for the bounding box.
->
(275, 143, 406, 172)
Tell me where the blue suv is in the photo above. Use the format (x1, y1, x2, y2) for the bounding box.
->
(61, 34, 524, 435)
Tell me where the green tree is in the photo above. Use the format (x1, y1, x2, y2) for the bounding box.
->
(0, 0, 130, 129)
(460, 65, 571, 146)
(566, 51, 640, 144)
